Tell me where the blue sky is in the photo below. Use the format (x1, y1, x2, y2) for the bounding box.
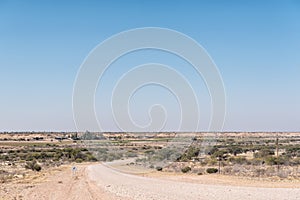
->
(0, 0, 299, 131)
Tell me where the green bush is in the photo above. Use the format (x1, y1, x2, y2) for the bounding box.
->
(265, 156, 277, 165)
(206, 168, 218, 174)
(227, 146, 243, 156)
(86, 154, 97, 162)
(179, 146, 200, 161)
(181, 166, 191, 173)
(265, 156, 289, 166)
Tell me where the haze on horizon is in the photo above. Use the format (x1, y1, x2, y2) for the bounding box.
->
(0, 1, 299, 132)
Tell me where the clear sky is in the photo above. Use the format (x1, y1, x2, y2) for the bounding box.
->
(0, 0, 299, 132)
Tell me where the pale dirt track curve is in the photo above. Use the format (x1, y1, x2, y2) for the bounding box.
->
(23, 163, 300, 200)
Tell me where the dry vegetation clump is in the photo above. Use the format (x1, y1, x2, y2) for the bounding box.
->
(0, 132, 101, 184)
(148, 133, 300, 178)
(1, 132, 300, 180)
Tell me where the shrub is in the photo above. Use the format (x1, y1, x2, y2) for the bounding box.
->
(254, 148, 274, 158)
(265, 156, 289, 166)
(212, 150, 228, 159)
(87, 154, 97, 162)
(265, 156, 277, 165)
(151, 148, 181, 162)
(208, 158, 217, 165)
(255, 168, 265, 177)
(292, 157, 300, 165)
(277, 171, 289, 179)
(144, 150, 155, 155)
(227, 146, 243, 156)
(25, 160, 42, 171)
(181, 166, 191, 173)
(206, 168, 218, 174)
(250, 158, 264, 165)
(156, 166, 163, 171)
(25, 154, 35, 161)
(126, 152, 138, 158)
(33, 163, 42, 171)
(179, 146, 200, 161)
(229, 156, 248, 165)
(206, 146, 219, 155)
(106, 153, 122, 161)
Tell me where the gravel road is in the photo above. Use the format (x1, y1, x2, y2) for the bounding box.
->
(89, 164, 300, 200)
(22, 163, 300, 200)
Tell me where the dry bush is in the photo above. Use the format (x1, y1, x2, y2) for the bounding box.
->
(181, 166, 191, 173)
(277, 170, 289, 179)
(0, 170, 13, 183)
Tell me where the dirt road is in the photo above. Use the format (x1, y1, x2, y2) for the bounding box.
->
(22, 165, 124, 200)
(22, 163, 300, 200)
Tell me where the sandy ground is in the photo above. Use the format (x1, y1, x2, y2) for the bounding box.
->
(1, 162, 300, 200)
(20, 164, 124, 200)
